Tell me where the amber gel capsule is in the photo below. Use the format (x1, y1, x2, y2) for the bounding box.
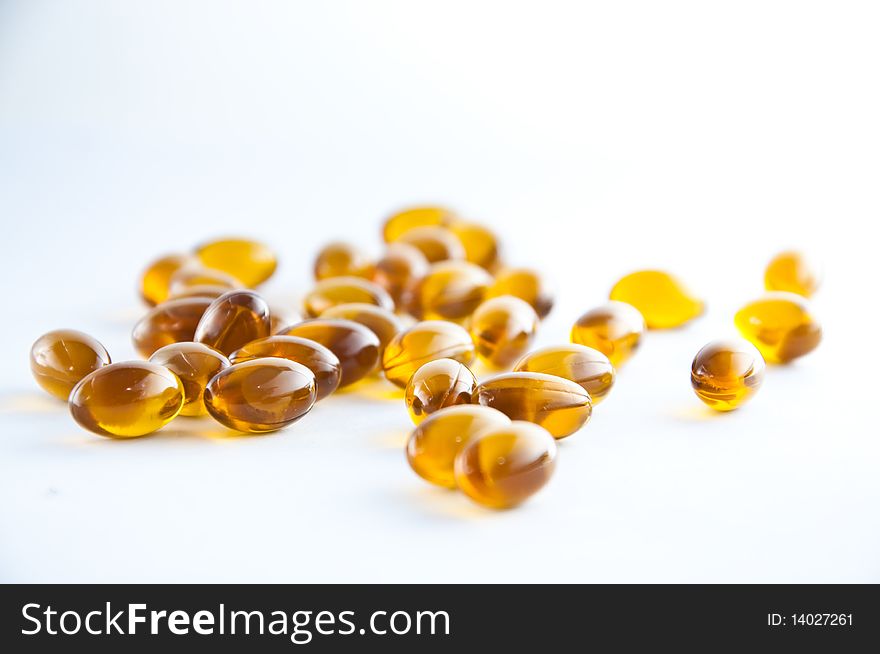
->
(140, 253, 194, 306)
(194, 290, 271, 356)
(397, 226, 465, 263)
(454, 421, 558, 509)
(204, 358, 316, 433)
(303, 277, 395, 318)
(168, 284, 233, 301)
(168, 267, 242, 297)
(473, 372, 592, 439)
(382, 206, 456, 242)
(609, 270, 703, 329)
(485, 268, 554, 319)
(406, 405, 511, 488)
(280, 319, 380, 387)
(734, 292, 822, 363)
(30, 329, 111, 400)
(383, 320, 476, 388)
(449, 221, 500, 270)
(313, 242, 374, 280)
(469, 296, 539, 368)
(570, 302, 645, 367)
(690, 339, 765, 411)
(410, 261, 493, 322)
(764, 251, 822, 297)
(132, 297, 213, 358)
(149, 342, 230, 416)
(320, 303, 404, 358)
(69, 362, 184, 438)
(372, 242, 430, 306)
(514, 344, 615, 404)
(229, 335, 342, 400)
(405, 358, 478, 425)
(195, 237, 277, 287)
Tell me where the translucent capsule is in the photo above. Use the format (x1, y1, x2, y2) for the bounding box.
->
(204, 358, 316, 433)
(409, 261, 493, 322)
(734, 292, 822, 363)
(320, 303, 404, 358)
(280, 319, 380, 387)
(167, 267, 242, 297)
(397, 226, 465, 263)
(449, 221, 500, 270)
(372, 242, 430, 307)
(570, 301, 645, 367)
(303, 277, 395, 318)
(229, 335, 342, 400)
(473, 372, 592, 439)
(148, 342, 230, 416)
(764, 250, 822, 297)
(195, 237, 277, 287)
(69, 362, 184, 438)
(140, 253, 194, 306)
(406, 405, 511, 488)
(470, 296, 539, 368)
(609, 270, 703, 329)
(454, 421, 558, 509)
(194, 290, 271, 356)
(132, 297, 213, 358)
(382, 320, 476, 388)
(313, 242, 374, 280)
(382, 206, 456, 242)
(514, 344, 615, 404)
(485, 268, 554, 319)
(30, 329, 111, 400)
(690, 339, 765, 411)
(168, 284, 233, 301)
(405, 358, 478, 425)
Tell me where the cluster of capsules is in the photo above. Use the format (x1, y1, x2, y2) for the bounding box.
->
(29, 206, 823, 511)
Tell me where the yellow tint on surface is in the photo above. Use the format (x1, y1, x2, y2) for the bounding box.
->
(609, 270, 703, 329)
(195, 238, 277, 287)
(734, 292, 822, 363)
(690, 339, 765, 411)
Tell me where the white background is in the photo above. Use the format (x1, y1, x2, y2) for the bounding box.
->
(1, 0, 878, 582)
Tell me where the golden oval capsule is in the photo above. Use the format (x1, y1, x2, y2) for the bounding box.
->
(405, 358, 477, 425)
(30, 329, 111, 400)
(148, 342, 230, 416)
(764, 250, 822, 297)
(485, 268, 554, 319)
(454, 421, 558, 509)
(69, 362, 184, 438)
(313, 242, 374, 280)
(204, 358, 316, 433)
(229, 335, 342, 400)
(570, 301, 645, 367)
(382, 320, 476, 388)
(410, 260, 493, 322)
(132, 297, 213, 358)
(397, 226, 465, 263)
(195, 237, 277, 287)
(167, 284, 234, 301)
(514, 344, 615, 404)
(406, 405, 511, 488)
(609, 270, 703, 329)
(449, 221, 500, 270)
(320, 302, 403, 358)
(303, 276, 395, 318)
(470, 296, 539, 368)
(473, 371, 592, 439)
(280, 319, 380, 387)
(382, 206, 456, 242)
(372, 242, 430, 306)
(691, 339, 765, 411)
(734, 292, 822, 363)
(194, 290, 271, 356)
(140, 253, 194, 306)
(167, 267, 242, 297)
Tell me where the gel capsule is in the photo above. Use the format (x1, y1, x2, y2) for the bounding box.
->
(314, 242, 374, 280)
(409, 261, 493, 322)
(690, 339, 765, 411)
(734, 292, 822, 363)
(764, 251, 821, 297)
(372, 242, 430, 306)
(405, 358, 477, 425)
(382, 206, 456, 242)
(470, 296, 539, 368)
(280, 319, 380, 387)
(303, 277, 395, 318)
(449, 221, 500, 270)
(168, 267, 242, 296)
(609, 270, 703, 329)
(195, 237, 277, 287)
(194, 290, 271, 356)
(320, 303, 404, 358)
(168, 284, 233, 301)
(406, 405, 511, 488)
(514, 344, 615, 404)
(69, 362, 184, 438)
(229, 335, 342, 400)
(473, 372, 592, 439)
(132, 297, 213, 358)
(140, 253, 194, 306)
(382, 320, 476, 388)
(204, 358, 316, 433)
(148, 342, 230, 416)
(570, 301, 645, 367)
(454, 421, 557, 509)
(485, 268, 554, 319)
(397, 226, 465, 263)
(30, 329, 111, 400)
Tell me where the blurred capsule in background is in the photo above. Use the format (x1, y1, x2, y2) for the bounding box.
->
(195, 237, 277, 287)
(168, 266, 242, 297)
(609, 270, 703, 329)
(313, 242, 374, 280)
(30, 329, 111, 400)
(449, 221, 501, 271)
(469, 296, 539, 369)
(764, 250, 822, 297)
(570, 301, 645, 367)
(734, 292, 822, 363)
(372, 242, 430, 307)
(409, 260, 493, 322)
(382, 206, 456, 242)
(303, 277, 395, 318)
(690, 339, 765, 411)
(486, 268, 554, 319)
(405, 358, 477, 425)
(397, 226, 465, 263)
(514, 344, 615, 404)
(139, 253, 194, 306)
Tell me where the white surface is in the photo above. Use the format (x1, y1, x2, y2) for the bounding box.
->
(1, 0, 879, 582)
